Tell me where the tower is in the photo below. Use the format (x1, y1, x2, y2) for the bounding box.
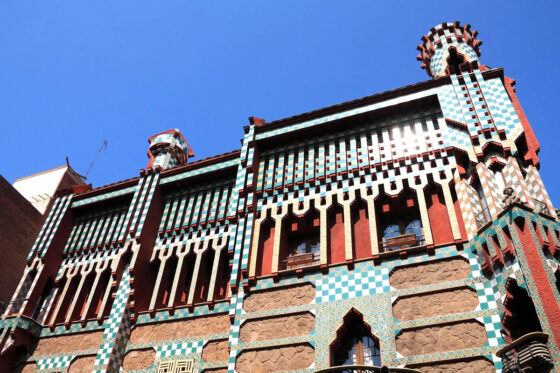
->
(1, 21, 559, 373)
(147, 129, 194, 170)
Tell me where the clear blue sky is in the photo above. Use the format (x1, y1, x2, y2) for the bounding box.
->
(1, 2, 559, 206)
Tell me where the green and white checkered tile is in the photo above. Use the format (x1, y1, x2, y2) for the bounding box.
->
(36, 355, 74, 371)
(477, 314, 505, 347)
(93, 265, 131, 373)
(315, 266, 390, 303)
(474, 281, 499, 311)
(156, 340, 205, 358)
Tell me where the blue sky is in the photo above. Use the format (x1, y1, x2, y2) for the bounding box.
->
(1, 2, 559, 206)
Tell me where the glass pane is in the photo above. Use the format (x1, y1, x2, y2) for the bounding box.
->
(406, 219, 423, 237)
(384, 224, 400, 238)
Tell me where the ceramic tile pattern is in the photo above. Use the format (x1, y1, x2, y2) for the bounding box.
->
(3, 22, 560, 373)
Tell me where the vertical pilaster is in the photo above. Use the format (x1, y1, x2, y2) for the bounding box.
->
(414, 186, 433, 246)
(92, 265, 132, 373)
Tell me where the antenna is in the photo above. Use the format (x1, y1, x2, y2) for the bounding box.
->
(85, 140, 108, 178)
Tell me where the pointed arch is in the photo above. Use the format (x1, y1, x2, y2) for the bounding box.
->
(330, 308, 380, 367)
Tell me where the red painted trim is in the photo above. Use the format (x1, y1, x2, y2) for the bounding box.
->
(504, 77, 540, 166)
(516, 219, 560, 347)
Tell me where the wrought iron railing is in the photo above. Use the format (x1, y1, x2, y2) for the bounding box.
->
(475, 207, 491, 229)
(531, 198, 549, 215)
(284, 251, 320, 269)
(496, 332, 554, 373)
(381, 228, 425, 252)
(316, 365, 421, 373)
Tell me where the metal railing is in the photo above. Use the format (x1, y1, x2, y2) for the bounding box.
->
(316, 365, 421, 373)
(496, 332, 554, 373)
(475, 207, 491, 229)
(531, 198, 549, 215)
(284, 251, 320, 270)
(380, 229, 425, 252)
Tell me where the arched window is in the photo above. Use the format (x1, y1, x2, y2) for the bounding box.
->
(331, 310, 381, 368)
(334, 335, 380, 367)
(376, 189, 424, 252)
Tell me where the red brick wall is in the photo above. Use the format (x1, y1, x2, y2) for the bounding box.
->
(0, 176, 44, 303)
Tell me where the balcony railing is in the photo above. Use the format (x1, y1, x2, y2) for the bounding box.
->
(284, 252, 320, 269)
(496, 332, 554, 373)
(475, 207, 491, 229)
(381, 229, 425, 252)
(316, 365, 421, 373)
(531, 198, 549, 215)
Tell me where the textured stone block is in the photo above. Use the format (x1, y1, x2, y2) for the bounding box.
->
(392, 287, 479, 321)
(236, 344, 314, 373)
(243, 283, 315, 312)
(122, 349, 156, 371)
(396, 321, 487, 356)
(390, 258, 471, 289)
(202, 340, 229, 362)
(239, 312, 315, 342)
(68, 355, 96, 373)
(129, 314, 230, 344)
(34, 331, 103, 355)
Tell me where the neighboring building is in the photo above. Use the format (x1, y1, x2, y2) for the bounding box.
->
(0, 165, 85, 311)
(0, 176, 44, 306)
(1, 22, 559, 373)
(13, 165, 85, 215)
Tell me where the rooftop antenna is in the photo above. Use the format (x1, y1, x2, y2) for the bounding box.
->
(84, 140, 108, 179)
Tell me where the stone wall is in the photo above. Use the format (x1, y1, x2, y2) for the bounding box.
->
(202, 340, 229, 362)
(122, 349, 156, 371)
(396, 321, 487, 356)
(34, 331, 103, 355)
(243, 284, 315, 312)
(67, 355, 96, 373)
(129, 314, 229, 344)
(236, 344, 314, 372)
(411, 357, 495, 372)
(390, 258, 471, 289)
(392, 288, 479, 321)
(239, 312, 315, 342)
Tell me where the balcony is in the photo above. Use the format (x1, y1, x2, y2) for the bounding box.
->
(380, 229, 425, 252)
(316, 365, 421, 373)
(496, 332, 554, 373)
(285, 252, 320, 270)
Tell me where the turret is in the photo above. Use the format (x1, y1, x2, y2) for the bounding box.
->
(417, 21, 483, 77)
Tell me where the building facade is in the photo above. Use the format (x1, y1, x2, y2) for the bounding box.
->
(1, 22, 559, 373)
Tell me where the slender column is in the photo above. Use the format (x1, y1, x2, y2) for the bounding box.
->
(48, 270, 75, 325)
(65, 265, 90, 323)
(206, 247, 222, 302)
(414, 186, 434, 246)
(248, 215, 263, 278)
(187, 242, 209, 305)
(362, 185, 379, 255)
(271, 205, 288, 272)
(148, 250, 172, 311)
(167, 244, 188, 308)
(441, 182, 462, 241)
(343, 200, 354, 261)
